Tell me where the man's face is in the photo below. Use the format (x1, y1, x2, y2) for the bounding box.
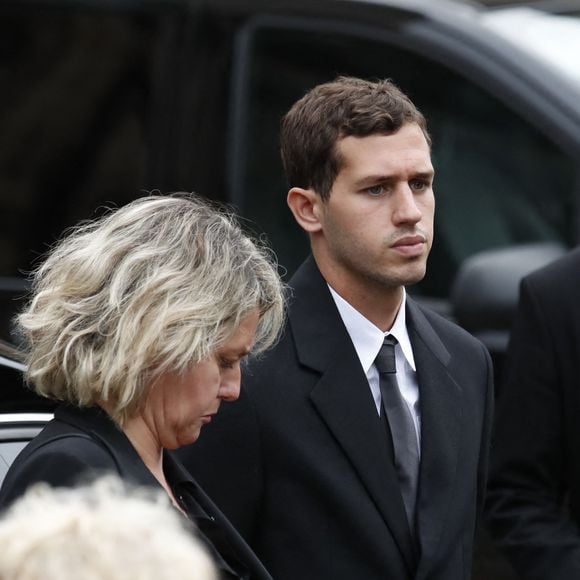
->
(315, 123, 435, 292)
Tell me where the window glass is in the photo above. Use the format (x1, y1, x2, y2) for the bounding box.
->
(0, 7, 155, 279)
(0, 360, 51, 413)
(0, 6, 163, 342)
(232, 23, 577, 299)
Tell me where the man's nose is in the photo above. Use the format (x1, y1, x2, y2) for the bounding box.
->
(392, 186, 422, 225)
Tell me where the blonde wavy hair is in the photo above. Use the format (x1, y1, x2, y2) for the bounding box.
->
(0, 476, 218, 580)
(17, 194, 284, 424)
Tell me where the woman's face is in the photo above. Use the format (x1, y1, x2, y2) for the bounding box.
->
(143, 309, 260, 449)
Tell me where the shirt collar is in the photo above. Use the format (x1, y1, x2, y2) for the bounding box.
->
(328, 285, 416, 374)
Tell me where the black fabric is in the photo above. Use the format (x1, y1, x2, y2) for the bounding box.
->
(486, 247, 580, 580)
(181, 255, 494, 580)
(165, 461, 250, 580)
(0, 405, 271, 580)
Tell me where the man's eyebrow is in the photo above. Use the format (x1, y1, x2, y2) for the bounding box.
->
(354, 170, 434, 188)
(353, 174, 393, 188)
(413, 170, 435, 179)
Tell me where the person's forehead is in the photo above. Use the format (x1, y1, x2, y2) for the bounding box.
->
(335, 125, 432, 171)
(337, 123, 428, 147)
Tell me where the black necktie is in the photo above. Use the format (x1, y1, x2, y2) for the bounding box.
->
(375, 335, 419, 532)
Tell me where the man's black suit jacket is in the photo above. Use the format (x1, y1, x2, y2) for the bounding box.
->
(0, 405, 273, 580)
(181, 256, 493, 580)
(486, 247, 580, 580)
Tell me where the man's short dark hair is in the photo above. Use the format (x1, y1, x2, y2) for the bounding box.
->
(280, 76, 431, 200)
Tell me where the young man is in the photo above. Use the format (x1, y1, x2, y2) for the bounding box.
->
(181, 76, 493, 580)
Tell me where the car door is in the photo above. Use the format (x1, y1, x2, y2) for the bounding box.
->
(223, 2, 580, 323)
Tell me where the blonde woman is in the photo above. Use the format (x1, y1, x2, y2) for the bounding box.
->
(0, 194, 284, 580)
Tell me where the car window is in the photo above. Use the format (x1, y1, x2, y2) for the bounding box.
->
(0, 417, 50, 486)
(229, 19, 577, 302)
(483, 7, 580, 89)
(0, 441, 28, 485)
(0, 5, 173, 341)
(0, 6, 157, 281)
(0, 359, 53, 414)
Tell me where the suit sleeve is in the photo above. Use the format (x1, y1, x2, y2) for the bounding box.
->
(177, 383, 264, 542)
(476, 342, 494, 521)
(485, 277, 580, 579)
(0, 435, 118, 509)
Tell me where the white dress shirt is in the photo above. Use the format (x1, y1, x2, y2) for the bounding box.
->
(328, 286, 421, 451)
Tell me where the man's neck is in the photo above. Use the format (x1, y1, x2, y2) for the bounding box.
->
(316, 261, 404, 332)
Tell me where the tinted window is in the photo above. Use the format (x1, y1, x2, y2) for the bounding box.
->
(231, 22, 577, 300)
(0, 360, 51, 413)
(0, 5, 165, 340)
(0, 7, 157, 279)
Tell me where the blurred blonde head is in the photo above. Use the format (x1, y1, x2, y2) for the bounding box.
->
(0, 476, 217, 580)
(17, 194, 285, 424)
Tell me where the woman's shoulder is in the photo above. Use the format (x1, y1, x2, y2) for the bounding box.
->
(28, 426, 115, 465)
(32, 405, 120, 465)
(0, 415, 119, 510)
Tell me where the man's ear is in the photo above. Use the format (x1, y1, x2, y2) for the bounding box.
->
(287, 187, 323, 233)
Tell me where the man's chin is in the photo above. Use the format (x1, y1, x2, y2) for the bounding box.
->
(402, 271, 427, 287)
(391, 262, 428, 287)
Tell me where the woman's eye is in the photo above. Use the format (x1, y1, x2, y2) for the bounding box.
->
(219, 358, 235, 370)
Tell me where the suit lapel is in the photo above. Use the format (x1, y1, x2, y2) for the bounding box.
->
(166, 456, 274, 580)
(289, 257, 416, 572)
(406, 300, 463, 570)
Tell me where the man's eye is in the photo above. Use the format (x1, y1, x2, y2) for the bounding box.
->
(410, 179, 428, 191)
(366, 185, 384, 196)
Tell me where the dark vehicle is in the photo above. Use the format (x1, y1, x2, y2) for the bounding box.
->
(0, 412, 51, 486)
(2, 0, 580, 369)
(2, 0, 580, 349)
(0, 3, 579, 571)
(0, 343, 51, 486)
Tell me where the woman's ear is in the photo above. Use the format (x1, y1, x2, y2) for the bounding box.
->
(287, 187, 323, 233)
